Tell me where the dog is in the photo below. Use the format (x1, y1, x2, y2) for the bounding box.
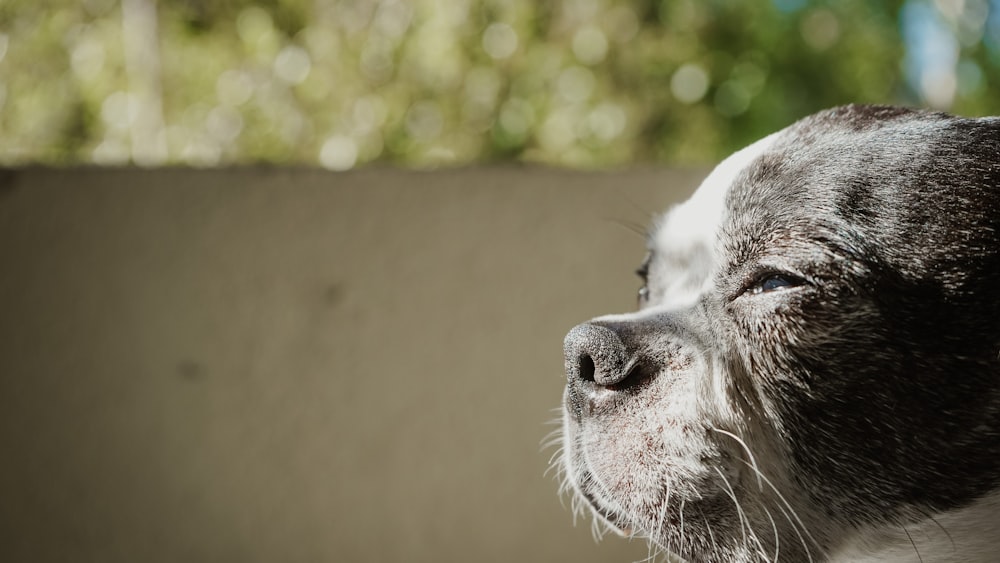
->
(555, 105, 1000, 562)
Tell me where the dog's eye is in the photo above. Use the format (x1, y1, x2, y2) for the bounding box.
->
(635, 256, 649, 282)
(747, 273, 803, 296)
(636, 260, 650, 306)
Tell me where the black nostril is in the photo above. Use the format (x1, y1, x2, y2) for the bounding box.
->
(564, 322, 633, 387)
(579, 354, 595, 383)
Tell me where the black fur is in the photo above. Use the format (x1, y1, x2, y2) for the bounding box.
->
(560, 105, 1000, 561)
(729, 106, 1000, 517)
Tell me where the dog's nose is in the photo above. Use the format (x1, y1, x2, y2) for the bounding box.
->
(564, 323, 633, 387)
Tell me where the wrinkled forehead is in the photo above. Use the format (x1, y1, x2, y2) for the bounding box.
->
(648, 132, 781, 309)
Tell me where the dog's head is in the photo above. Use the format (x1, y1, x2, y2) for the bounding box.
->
(556, 105, 1000, 562)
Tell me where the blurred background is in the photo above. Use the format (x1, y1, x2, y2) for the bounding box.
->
(2, 1, 999, 563)
(2, 0, 1000, 168)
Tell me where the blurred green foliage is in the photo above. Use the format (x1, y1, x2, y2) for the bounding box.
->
(0, 0, 998, 168)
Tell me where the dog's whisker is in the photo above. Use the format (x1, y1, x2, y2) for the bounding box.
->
(605, 216, 649, 241)
(539, 425, 563, 446)
(766, 495, 808, 563)
(900, 523, 924, 563)
(660, 484, 672, 559)
(736, 458, 820, 562)
(762, 503, 780, 563)
(641, 518, 663, 563)
(542, 412, 564, 426)
(543, 447, 565, 465)
(540, 433, 563, 449)
(713, 466, 750, 550)
(912, 505, 956, 553)
(714, 467, 767, 561)
(544, 450, 566, 476)
(709, 427, 764, 492)
(697, 505, 719, 560)
(670, 490, 680, 560)
(714, 429, 817, 561)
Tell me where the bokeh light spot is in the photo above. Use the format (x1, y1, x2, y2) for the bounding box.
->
(206, 105, 244, 143)
(373, 0, 413, 38)
(606, 6, 640, 43)
(70, 35, 105, 80)
(101, 91, 139, 130)
(237, 7, 278, 56)
(216, 70, 254, 107)
(586, 102, 627, 142)
(730, 61, 767, 96)
(670, 63, 710, 104)
(957, 58, 984, 94)
(320, 135, 358, 170)
(92, 137, 130, 165)
(498, 98, 536, 139)
(801, 9, 841, 51)
(274, 45, 312, 84)
(714, 80, 752, 116)
(405, 101, 444, 141)
(556, 66, 596, 103)
(360, 37, 395, 82)
(921, 67, 958, 108)
(539, 110, 578, 152)
(572, 26, 608, 65)
(352, 95, 387, 135)
(483, 23, 518, 60)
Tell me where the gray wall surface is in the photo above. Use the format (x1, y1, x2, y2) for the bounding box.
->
(0, 166, 703, 562)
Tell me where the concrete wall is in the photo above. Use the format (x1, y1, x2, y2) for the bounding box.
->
(0, 166, 703, 562)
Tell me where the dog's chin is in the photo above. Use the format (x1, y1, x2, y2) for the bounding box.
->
(568, 462, 747, 562)
(564, 433, 750, 562)
(576, 480, 635, 537)
(561, 410, 816, 563)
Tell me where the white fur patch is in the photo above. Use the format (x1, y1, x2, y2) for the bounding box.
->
(651, 132, 780, 311)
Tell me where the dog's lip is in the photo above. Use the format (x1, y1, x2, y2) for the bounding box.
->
(582, 383, 645, 416)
